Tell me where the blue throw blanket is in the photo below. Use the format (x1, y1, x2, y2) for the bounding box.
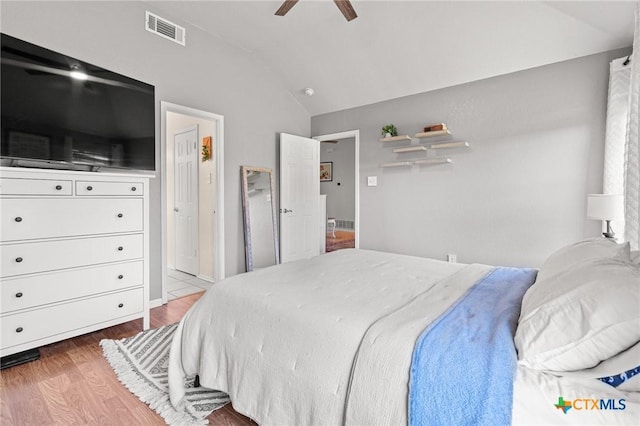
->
(408, 267, 537, 426)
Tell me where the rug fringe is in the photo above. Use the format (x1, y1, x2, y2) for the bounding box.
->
(100, 339, 208, 426)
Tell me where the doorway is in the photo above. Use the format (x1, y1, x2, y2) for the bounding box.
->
(161, 102, 225, 305)
(313, 130, 360, 252)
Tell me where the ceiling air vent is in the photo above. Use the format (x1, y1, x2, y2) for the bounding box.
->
(145, 11, 185, 46)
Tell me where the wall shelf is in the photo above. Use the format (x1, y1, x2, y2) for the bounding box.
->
(414, 129, 451, 139)
(379, 161, 413, 168)
(380, 158, 452, 168)
(378, 122, 466, 169)
(379, 135, 412, 143)
(430, 141, 469, 149)
(414, 158, 452, 165)
(393, 146, 427, 153)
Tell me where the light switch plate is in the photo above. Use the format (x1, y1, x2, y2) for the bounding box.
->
(367, 176, 377, 187)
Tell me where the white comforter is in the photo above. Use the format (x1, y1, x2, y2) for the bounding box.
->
(168, 249, 489, 425)
(168, 249, 640, 425)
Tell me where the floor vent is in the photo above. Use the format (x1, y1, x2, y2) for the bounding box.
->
(145, 11, 185, 46)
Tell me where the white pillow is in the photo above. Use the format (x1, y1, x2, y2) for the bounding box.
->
(631, 250, 640, 265)
(515, 257, 640, 372)
(558, 341, 640, 379)
(536, 238, 630, 282)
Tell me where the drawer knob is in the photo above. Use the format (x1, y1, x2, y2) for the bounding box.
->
(117, 246, 124, 251)
(131, 186, 137, 192)
(16, 327, 23, 333)
(117, 213, 123, 218)
(14, 217, 22, 223)
(15, 257, 23, 263)
(55, 185, 63, 190)
(15, 292, 23, 298)
(87, 186, 93, 191)
(118, 274, 124, 279)
(118, 303, 124, 308)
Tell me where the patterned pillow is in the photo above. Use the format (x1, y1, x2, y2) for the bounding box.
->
(599, 365, 640, 387)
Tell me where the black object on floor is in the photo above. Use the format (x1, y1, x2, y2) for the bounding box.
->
(0, 348, 40, 369)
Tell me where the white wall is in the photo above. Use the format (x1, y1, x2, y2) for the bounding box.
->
(320, 137, 355, 224)
(312, 48, 631, 268)
(1, 1, 310, 300)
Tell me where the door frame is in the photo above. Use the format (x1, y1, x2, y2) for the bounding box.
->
(173, 124, 199, 275)
(312, 130, 360, 249)
(160, 101, 225, 305)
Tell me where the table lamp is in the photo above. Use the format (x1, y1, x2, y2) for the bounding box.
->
(587, 194, 624, 239)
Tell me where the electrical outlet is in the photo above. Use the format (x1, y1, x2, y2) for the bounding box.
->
(447, 254, 457, 263)
(367, 176, 377, 187)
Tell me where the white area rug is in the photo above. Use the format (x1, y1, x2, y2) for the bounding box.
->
(100, 323, 230, 425)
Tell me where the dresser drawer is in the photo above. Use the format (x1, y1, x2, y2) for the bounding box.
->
(76, 180, 144, 196)
(1, 287, 143, 351)
(0, 177, 72, 195)
(1, 198, 143, 242)
(1, 261, 143, 313)
(1, 234, 143, 278)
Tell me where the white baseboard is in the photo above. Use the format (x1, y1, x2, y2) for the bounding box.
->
(197, 274, 214, 283)
(150, 298, 164, 308)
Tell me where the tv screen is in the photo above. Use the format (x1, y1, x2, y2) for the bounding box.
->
(1, 33, 155, 171)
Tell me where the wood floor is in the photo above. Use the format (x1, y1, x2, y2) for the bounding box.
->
(0, 292, 255, 425)
(326, 230, 355, 253)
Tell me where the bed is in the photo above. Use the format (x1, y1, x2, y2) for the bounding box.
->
(168, 241, 640, 425)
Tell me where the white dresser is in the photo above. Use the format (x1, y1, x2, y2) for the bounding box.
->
(0, 168, 150, 357)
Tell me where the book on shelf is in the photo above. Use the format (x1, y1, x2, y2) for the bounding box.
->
(422, 123, 447, 132)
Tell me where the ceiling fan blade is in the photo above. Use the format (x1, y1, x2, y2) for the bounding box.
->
(275, 0, 299, 16)
(334, 0, 357, 21)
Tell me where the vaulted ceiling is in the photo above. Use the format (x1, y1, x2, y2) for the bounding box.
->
(148, 1, 636, 116)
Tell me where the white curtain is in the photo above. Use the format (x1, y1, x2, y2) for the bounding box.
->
(604, 58, 630, 239)
(625, 3, 640, 250)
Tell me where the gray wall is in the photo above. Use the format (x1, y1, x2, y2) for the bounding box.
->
(320, 137, 356, 224)
(312, 48, 630, 268)
(2, 1, 310, 299)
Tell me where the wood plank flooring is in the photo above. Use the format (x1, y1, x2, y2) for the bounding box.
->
(326, 230, 355, 252)
(0, 292, 255, 425)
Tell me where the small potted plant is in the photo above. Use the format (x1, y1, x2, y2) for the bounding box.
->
(381, 124, 398, 138)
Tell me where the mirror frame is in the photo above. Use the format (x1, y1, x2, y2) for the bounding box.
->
(241, 165, 280, 272)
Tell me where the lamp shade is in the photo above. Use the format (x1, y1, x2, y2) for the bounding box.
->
(587, 194, 623, 220)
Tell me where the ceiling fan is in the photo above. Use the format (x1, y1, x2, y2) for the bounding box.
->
(275, 0, 358, 22)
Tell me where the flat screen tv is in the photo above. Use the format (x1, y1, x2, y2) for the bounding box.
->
(1, 33, 155, 172)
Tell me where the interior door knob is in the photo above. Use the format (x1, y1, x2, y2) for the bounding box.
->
(174, 208, 179, 212)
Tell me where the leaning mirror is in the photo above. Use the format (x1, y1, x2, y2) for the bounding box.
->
(241, 166, 279, 272)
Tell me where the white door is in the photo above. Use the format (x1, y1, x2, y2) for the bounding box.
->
(174, 126, 199, 275)
(280, 133, 320, 263)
